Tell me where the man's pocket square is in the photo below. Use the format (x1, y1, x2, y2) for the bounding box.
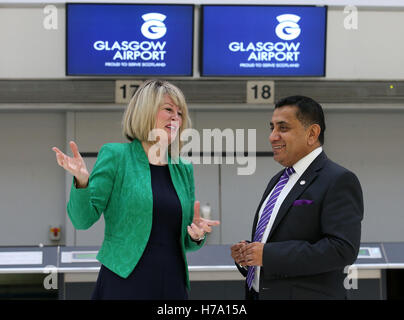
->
(293, 199, 313, 206)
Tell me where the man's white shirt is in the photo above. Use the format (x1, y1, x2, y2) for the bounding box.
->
(252, 146, 323, 292)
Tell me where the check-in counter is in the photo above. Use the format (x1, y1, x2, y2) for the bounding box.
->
(57, 245, 246, 299)
(57, 243, 390, 300)
(1, 243, 404, 299)
(0, 246, 59, 299)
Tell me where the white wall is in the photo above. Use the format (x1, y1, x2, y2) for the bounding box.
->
(1, 5, 404, 79)
(0, 112, 66, 246)
(326, 7, 404, 79)
(324, 108, 404, 242)
(0, 6, 65, 79)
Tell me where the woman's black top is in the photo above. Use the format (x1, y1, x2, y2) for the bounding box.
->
(91, 163, 187, 300)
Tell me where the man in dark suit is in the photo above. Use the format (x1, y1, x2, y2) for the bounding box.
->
(231, 96, 363, 300)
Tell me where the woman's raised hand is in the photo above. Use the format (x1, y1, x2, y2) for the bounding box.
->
(52, 141, 89, 187)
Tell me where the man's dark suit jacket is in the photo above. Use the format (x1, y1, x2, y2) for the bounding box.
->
(237, 151, 364, 300)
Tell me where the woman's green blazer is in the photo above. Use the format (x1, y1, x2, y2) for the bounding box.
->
(67, 139, 204, 289)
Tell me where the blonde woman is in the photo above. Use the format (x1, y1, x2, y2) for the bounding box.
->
(52, 79, 220, 300)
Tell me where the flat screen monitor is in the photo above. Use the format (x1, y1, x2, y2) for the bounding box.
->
(201, 5, 327, 77)
(66, 4, 194, 76)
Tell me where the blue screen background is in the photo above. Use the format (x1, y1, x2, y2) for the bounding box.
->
(202, 6, 326, 76)
(67, 4, 193, 76)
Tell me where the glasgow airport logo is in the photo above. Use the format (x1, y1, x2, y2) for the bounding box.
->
(92, 12, 168, 64)
(227, 12, 302, 66)
(275, 14, 301, 40)
(141, 13, 167, 39)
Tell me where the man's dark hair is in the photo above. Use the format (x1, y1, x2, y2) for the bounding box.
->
(275, 95, 326, 145)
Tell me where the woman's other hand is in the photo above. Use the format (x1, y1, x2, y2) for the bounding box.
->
(187, 201, 220, 241)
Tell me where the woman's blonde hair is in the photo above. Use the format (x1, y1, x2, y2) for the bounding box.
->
(122, 79, 191, 152)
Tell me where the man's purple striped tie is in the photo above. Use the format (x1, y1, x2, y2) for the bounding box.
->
(246, 166, 295, 290)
